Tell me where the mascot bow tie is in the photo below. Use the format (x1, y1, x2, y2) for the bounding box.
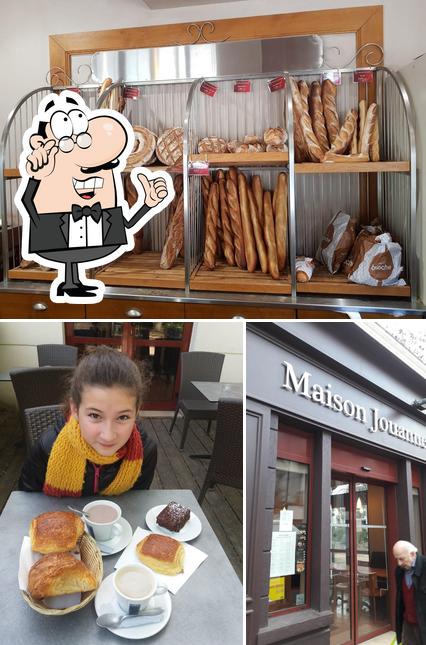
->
(72, 202, 102, 223)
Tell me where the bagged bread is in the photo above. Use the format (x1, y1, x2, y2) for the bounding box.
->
(296, 257, 315, 282)
(316, 211, 357, 274)
(341, 226, 382, 276)
(347, 232, 406, 287)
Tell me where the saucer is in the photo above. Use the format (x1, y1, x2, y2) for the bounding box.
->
(95, 572, 172, 639)
(145, 505, 202, 542)
(95, 517, 133, 556)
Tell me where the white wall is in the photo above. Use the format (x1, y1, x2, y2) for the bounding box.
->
(0, 321, 64, 407)
(1, 0, 425, 130)
(190, 321, 244, 383)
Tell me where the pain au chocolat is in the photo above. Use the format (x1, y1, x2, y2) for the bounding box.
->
(136, 533, 184, 575)
(28, 553, 97, 600)
(30, 511, 84, 554)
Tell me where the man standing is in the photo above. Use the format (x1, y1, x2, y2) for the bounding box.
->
(393, 540, 426, 645)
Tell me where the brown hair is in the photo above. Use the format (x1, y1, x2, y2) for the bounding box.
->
(69, 346, 147, 411)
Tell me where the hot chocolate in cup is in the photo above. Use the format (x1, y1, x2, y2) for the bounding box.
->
(113, 563, 167, 614)
(83, 500, 122, 542)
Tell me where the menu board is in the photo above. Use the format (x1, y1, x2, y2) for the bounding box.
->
(270, 531, 296, 577)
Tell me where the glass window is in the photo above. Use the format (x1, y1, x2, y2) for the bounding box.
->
(269, 459, 309, 613)
(413, 488, 423, 553)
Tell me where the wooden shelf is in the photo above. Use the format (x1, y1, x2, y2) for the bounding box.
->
(4, 168, 20, 179)
(190, 260, 291, 295)
(297, 265, 411, 297)
(190, 152, 289, 167)
(95, 251, 185, 289)
(9, 265, 56, 281)
(295, 161, 410, 174)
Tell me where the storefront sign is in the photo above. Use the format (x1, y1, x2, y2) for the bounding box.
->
(281, 360, 426, 450)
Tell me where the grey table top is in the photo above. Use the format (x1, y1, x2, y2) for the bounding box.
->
(191, 381, 243, 402)
(0, 490, 242, 644)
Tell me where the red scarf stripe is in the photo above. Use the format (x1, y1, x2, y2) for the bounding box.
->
(43, 483, 82, 497)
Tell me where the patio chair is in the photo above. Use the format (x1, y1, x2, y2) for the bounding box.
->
(10, 366, 73, 452)
(198, 397, 243, 503)
(24, 404, 66, 449)
(37, 344, 78, 367)
(169, 351, 225, 450)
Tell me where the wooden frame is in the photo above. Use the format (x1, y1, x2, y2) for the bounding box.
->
(49, 6, 383, 79)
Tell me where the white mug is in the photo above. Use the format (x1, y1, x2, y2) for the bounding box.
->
(83, 499, 122, 542)
(113, 564, 168, 614)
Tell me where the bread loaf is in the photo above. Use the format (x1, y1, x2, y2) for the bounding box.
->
(360, 103, 377, 158)
(252, 175, 264, 227)
(226, 177, 246, 269)
(156, 127, 183, 166)
(274, 172, 288, 271)
(198, 137, 227, 153)
(227, 166, 238, 186)
(247, 185, 268, 273)
(203, 182, 219, 270)
(125, 126, 157, 170)
(201, 175, 212, 214)
(264, 127, 287, 146)
(290, 78, 310, 161)
(243, 135, 263, 144)
(309, 81, 330, 152)
(358, 99, 367, 153)
(30, 512, 84, 554)
(330, 109, 358, 154)
(238, 173, 258, 272)
(160, 192, 184, 269)
(263, 191, 279, 279)
(321, 79, 340, 145)
(324, 151, 369, 162)
(370, 114, 380, 161)
(218, 177, 235, 266)
(266, 143, 288, 152)
(290, 78, 324, 162)
(136, 533, 184, 576)
(28, 553, 97, 600)
(350, 117, 358, 155)
(296, 257, 315, 282)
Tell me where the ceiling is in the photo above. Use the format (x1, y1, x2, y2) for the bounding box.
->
(142, 0, 244, 9)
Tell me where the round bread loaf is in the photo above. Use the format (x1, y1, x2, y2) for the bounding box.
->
(156, 127, 184, 166)
(125, 126, 157, 170)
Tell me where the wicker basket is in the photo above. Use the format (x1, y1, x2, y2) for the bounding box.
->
(21, 532, 103, 615)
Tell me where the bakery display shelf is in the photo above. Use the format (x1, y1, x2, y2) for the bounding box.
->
(295, 161, 410, 174)
(8, 266, 56, 281)
(4, 168, 20, 179)
(94, 251, 185, 289)
(296, 265, 411, 297)
(190, 152, 289, 167)
(126, 165, 183, 174)
(190, 260, 292, 295)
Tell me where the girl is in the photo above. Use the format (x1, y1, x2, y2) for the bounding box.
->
(19, 346, 157, 495)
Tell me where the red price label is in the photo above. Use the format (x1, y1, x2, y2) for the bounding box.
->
(124, 87, 140, 99)
(67, 87, 81, 94)
(321, 70, 342, 85)
(200, 81, 218, 97)
(234, 80, 251, 93)
(353, 70, 374, 83)
(268, 76, 286, 92)
(188, 160, 210, 176)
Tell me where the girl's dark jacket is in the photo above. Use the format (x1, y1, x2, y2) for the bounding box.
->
(18, 419, 157, 495)
(395, 554, 426, 645)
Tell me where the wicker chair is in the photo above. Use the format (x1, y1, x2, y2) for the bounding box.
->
(24, 404, 66, 449)
(169, 351, 225, 450)
(198, 397, 243, 503)
(37, 344, 78, 367)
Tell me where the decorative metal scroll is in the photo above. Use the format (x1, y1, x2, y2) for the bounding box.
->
(323, 42, 384, 69)
(45, 64, 93, 87)
(175, 21, 229, 46)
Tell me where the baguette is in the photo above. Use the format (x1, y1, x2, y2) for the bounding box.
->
(203, 182, 219, 270)
(160, 193, 184, 269)
(330, 109, 358, 154)
(274, 172, 288, 271)
(227, 166, 238, 185)
(290, 78, 324, 162)
(226, 177, 246, 269)
(201, 175, 212, 214)
(263, 191, 279, 279)
(321, 79, 340, 145)
(358, 99, 367, 153)
(370, 114, 380, 161)
(218, 178, 235, 266)
(252, 175, 264, 227)
(350, 117, 358, 155)
(309, 81, 330, 152)
(323, 151, 369, 162)
(237, 173, 258, 272)
(360, 103, 377, 158)
(247, 185, 268, 273)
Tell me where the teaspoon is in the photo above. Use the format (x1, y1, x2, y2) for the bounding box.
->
(67, 505, 90, 518)
(96, 607, 164, 629)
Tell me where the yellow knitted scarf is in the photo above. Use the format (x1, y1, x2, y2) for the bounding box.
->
(43, 416, 143, 497)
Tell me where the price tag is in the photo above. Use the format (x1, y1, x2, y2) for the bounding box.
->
(322, 70, 342, 86)
(188, 160, 210, 176)
(124, 87, 140, 100)
(268, 76, 286, 92)
(234, 80, 251, 93)
(353, 70, 374, 83)
(200, 81, 218, 97)
(67, 87, 81, 94)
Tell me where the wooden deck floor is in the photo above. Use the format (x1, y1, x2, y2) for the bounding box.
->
(0, 408, 242, 581)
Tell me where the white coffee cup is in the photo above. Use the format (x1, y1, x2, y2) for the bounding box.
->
(113, 564, 168, 614)
(83, 499, 122, 542)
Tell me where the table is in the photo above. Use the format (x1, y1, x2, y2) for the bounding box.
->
(191, 381, 243, 402)
(0, 490, 242, 644)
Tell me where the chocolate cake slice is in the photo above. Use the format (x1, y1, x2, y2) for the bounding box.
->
(156, 501, 191, 532)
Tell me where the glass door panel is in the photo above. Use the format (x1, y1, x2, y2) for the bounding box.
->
(355, 483, 389, 640)
(330, 480, 352, 645)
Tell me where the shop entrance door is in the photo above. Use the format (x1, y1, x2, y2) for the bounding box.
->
(330, 478, 391, 645)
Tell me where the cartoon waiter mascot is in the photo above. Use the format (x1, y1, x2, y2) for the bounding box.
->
(15, 91, 174, 303)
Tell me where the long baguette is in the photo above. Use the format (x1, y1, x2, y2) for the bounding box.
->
(309, 80, 330, 152)
(218, 178, 235, 266)
(358, 99, 367, 153)
(160, 193, 184, 269)
(263, 191, 279, 279)
(290, 78, 324, 162)
(370, 115, 380, 161)
(330, 109, 358, 154)
(360, 103, 377, 158)
(247, 185, 268, 273)
(252, 175, 264, 227)
(226, 177, 246, 269)
(227, 166, 238, 186)
(201, 175, 212, 214)
(238, 173, 258, 272)
(203, 182, 219, 270)
(322, 79, 340, 145)
(274, 172, 288, 271)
